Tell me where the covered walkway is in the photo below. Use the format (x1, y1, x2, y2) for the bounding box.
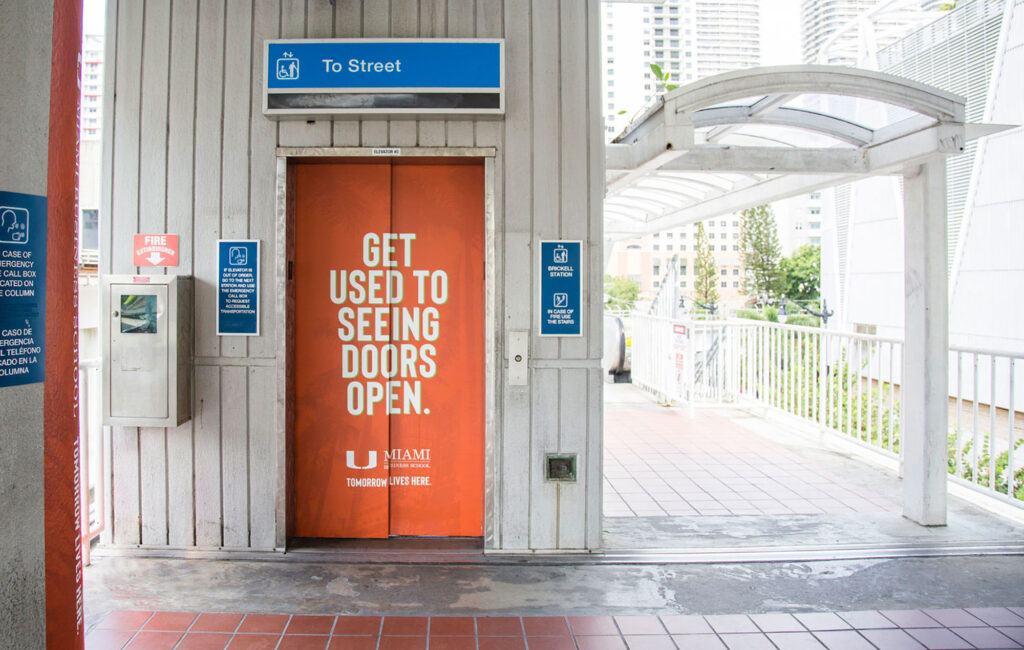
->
(604, 65, 1015, 531)
(82, 385, 1024, 648)
(602, 384, 1024, 553)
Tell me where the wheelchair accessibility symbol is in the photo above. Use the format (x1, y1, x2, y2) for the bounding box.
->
(276, 52, 300, 81)
(553, 244, 568, 264)
(0, 206, 29, 245)
(229, 246, 248, 266)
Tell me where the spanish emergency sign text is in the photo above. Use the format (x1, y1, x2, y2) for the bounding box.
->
(0, 191, 46, 387)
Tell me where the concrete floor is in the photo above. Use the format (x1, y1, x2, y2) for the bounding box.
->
(84, 554, 1024, 627)
(84, 384, 1024, 634)
(602, 385, 1024, 551)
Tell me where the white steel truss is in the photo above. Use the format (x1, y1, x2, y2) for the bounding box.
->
(604, 64, 1009, 241)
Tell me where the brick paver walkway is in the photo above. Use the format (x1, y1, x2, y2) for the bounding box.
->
(603, 407, 900, 518)
(87, 608, 1024, 649)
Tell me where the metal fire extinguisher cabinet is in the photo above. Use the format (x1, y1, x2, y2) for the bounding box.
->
(102, 275, 193, 427)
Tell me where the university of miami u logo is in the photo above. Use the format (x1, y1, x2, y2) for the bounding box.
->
(346, 450, 378, 470)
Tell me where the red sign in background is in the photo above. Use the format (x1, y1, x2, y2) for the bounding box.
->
(133, 233, 179, 267)
(292, 159, 484, 539)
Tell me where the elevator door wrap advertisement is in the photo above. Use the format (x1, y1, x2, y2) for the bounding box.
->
(293, 159, 484, 538)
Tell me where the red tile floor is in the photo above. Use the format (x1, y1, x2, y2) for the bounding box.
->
(87, 608, 1024, 649)
(602, 407, 901, 518)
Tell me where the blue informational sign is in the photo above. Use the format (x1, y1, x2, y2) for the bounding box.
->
(217, 240, 260, 336)
(266, 40, 502, 90)
(539, 240, 583, 337)
(263, 39, 504, 116)
(0, 190, 47, 387)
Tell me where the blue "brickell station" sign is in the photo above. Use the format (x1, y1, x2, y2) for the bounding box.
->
(539, 241, 583, 337)
(264, 39, 504, 117)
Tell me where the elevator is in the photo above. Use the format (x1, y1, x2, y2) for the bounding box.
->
(291, 158, 485, 538)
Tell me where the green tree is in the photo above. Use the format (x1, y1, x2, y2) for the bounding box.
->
(740, 204, 783, 303)
(604, 275, 640, 312)
(779, 244, 821, 304)
(692, 222, 719, 309)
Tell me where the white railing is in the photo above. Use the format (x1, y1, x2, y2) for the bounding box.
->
(78, 357, 104, 566)
(630, 315, 734, 404)
(628, 313, 1024, 508)
(948, 347, 1023, 507)
(732, 322, 905, 461)
(630, 314, 686, 403)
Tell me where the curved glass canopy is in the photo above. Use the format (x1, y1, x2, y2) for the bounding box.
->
(604, 65, 982, 240)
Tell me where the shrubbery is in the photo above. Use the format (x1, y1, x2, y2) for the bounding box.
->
(782, 314, 820, 327)
(948, 431, 1024, 500)
(740, 332, 1023, 503)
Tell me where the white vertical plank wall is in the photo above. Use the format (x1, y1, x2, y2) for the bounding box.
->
(103, 0, 604, 551)
(584, 0, 605, 551)
(108, 0, 144, 548)
(498, 0, 531, 550)
(528, 0, 560, 550)
(165, 0, 199, 549)
(137, 0, 172, 547)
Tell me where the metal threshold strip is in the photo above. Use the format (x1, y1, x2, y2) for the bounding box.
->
(90, 540, 1024, 566)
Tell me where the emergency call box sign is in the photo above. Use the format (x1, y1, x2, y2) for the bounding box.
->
(0, 190, 46, 388)
(263, 39, 504, 117)
(539, 240, 582, 337)
(217, 240, 260, 336)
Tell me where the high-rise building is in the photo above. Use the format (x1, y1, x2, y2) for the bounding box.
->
(80, 33, 104, 263)
(774, 191, 828, 255)
(81, 34, 103, 141)
(605, 218, 748, 311)
(602, 1, 762, 311)
(686, 0, 760, 78)
(602, 1, 761, 139)
(802, 0, 946, 65)
(601, 3, 649, 138)
(801, 0, 880, 64)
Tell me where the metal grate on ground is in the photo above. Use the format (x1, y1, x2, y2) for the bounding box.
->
(85, 607, 1024, 649)
(603, 408, 901, 518)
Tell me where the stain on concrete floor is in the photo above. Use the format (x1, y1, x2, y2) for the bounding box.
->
(85, 554, 1024, 630)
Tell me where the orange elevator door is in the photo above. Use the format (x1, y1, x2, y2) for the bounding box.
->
(293, 159, 484, 539)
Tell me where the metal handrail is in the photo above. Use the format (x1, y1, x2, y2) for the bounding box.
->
(78, 357, 105, 567)
(949, 345, 1024, 361)
(626, 313, 1023, 509)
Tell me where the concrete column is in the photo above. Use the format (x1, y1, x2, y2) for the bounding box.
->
(901, 159, 949, 526)
(0, 4, 56, 646)
(0, 0, 83, 647)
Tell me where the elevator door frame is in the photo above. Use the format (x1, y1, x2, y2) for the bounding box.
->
(274, 147, 499, 551)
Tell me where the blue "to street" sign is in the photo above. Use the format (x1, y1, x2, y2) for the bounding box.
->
(266, 40, 502, 91)
(263, 39, 504, 116)
(539, 241, 583, 337)
(217, 240, 260, 336)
